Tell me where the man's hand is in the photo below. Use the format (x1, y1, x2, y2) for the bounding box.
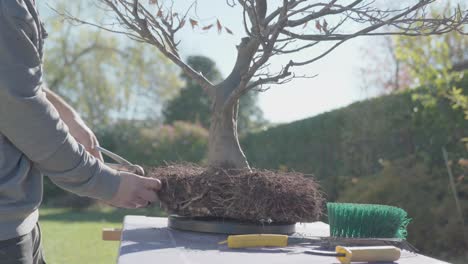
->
(67, 116, 104, 162)
(109, 172, 162, 208)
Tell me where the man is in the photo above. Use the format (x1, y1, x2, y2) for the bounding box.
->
(0, 0, 162, 263)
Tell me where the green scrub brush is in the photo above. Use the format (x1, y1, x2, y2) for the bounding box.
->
(327, 203, 411, 239)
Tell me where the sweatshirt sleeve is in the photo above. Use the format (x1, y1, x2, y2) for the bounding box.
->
(0, 0, 121, 201)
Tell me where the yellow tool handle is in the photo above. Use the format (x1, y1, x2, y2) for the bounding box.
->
(336, 246, 401, 264)
(226, 234, 289, 248)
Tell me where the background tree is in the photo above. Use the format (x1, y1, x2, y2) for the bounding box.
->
(64, 0, 468, 170)
(359, 3, 468, 119)
(162, 56, 221, 129)
(358, 36, 414, 95)
(395, 32, 468, 119)
(44, 0, 181, 129)
(163, 55, 267, 134)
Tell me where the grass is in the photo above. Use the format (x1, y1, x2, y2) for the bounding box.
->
(39, 206, 165, 264)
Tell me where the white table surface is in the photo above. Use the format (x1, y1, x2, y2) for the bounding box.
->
(117, 216, 448, 264)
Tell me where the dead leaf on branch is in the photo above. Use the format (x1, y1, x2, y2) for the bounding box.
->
(315, 20, 322, 32)
(189, 18, 198, 28)
(151, 10, 232, 35)
(217, 19, 222, 34)
(225, 26, 233, 34)
(202, 24, 213, 30)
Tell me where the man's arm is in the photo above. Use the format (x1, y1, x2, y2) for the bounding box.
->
(43, 87, 103, 161)
(0, 1, 160, 207)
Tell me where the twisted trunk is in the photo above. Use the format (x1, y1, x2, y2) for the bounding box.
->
(207, 87, 250, 169)
(207, 36, 259, 170)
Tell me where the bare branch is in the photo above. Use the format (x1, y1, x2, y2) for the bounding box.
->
(286, 1, 467, 67)
(286, 0, 359, 28)
(61, 0, 468, 113)
(247, 60, 294, 90)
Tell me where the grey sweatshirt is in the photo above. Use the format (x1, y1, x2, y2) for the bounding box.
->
(0, 0, 121, 240)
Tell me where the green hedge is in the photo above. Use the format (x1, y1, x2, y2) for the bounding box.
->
(99, 121, 208, 166)
(242, 88, 467, 200)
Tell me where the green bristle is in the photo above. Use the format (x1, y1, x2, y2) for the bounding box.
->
(327, 202, 411, 239)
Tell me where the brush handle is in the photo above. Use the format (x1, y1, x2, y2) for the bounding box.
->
(336, 246, 401, 264)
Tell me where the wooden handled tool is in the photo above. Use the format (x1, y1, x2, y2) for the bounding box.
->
(334, 246, 401, 264)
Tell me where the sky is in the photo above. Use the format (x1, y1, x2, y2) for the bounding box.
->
(38, 0, 383, 124)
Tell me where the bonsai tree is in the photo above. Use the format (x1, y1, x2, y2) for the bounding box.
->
(64, 0, 468, 223)
(70, 0, 467, 169)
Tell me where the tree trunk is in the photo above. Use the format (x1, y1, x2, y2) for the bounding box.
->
(207, 99, 250, 170)
(206, 36, 258, 170)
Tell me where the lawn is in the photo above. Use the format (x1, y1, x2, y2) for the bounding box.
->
(39, 206, 165, 264)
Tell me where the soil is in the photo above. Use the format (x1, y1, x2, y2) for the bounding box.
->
(148, 164, 324, 224)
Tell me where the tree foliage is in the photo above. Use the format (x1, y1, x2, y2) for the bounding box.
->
(359, 3, 468, 119)
(42, 0, 181, 128)
(395, 31, 468, 119)
(162, 56, 221, 129)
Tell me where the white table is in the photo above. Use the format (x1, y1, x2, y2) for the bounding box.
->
(117, 216, 447, 264)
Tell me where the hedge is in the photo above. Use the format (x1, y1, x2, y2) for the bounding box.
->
(242, 87, 467, 200)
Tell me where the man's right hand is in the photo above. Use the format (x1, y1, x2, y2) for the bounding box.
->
(109, 172, 162, 209)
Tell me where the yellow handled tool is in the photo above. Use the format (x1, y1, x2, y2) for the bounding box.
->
(224, 234, 290, 248)
(222, 234, 401, 264)
(335, 246, 401, 264)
